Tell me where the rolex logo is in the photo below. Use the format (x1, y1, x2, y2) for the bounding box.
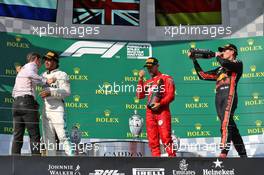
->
(132, 69, 139, 76)
(250, 65, 256, 72)
(73, 95, 80, 102)
(190, 42, 196, 48)
(252, 93, 259, 100)
(14, 62, 21, 67)
(74, 67, 80, 74)
(75, 123, 81, 129)
(15, 35, 22, 42)
(134, 97, 140, 104)
(193, 96, 200, 103)
(103, 82, 111, 89)
(195, 123, 202, 130)
(104, 110, 111, 117)
(255, 120, 262, 127)
(192, 68, 197, 75)
(247, 39, 254, 46)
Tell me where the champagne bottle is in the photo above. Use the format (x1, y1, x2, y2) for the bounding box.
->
(189, 48, 215, 59)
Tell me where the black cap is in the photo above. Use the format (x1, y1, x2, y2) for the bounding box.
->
(218, 44, 238, 55)
(43, 51, 59, 62)
(143, 57, 159, 67)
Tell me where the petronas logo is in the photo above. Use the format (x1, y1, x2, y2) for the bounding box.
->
(132, 69, 139, 76)
(255, 120, 262, 127)
(247, 39, 254, 46)
(195, 123, 202, 130)
(15, 35, 22, 42)
(134, 97, 140, 104)
(74, 67, 80, 74)
(192, 68, 197, 75)
(252, 93, 259, 100)
(73, 95, 80, 102)
(193, 96, 200, 103)
(250, 65, 256, 72)
(104, 110, 111, 117)
(190, 42, 196, 48)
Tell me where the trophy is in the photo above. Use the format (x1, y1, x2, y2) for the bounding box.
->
(147, 79, 164, 110)
(129, 110, 144, 138)
(189, 48, 215, 59)
(171, 130, 180, 152)
(70, 125, 82, 155)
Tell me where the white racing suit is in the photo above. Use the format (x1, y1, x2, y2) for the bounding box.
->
(42, 69, 73, 156)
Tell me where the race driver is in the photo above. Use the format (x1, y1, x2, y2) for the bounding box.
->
(136, 57, 176, 157)
(188, 44, 247, 158)
(40, 51, 73, 156)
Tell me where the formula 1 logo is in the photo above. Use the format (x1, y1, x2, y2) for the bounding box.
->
(61, 41, 152, 59)
(61, 41, 126, 58)
(89, 170, 125, 175)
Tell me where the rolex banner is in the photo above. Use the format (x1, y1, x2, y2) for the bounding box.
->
(0, 33, 264, 151)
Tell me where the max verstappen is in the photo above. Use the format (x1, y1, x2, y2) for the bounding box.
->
(136, 57, 176, 157)
(188, 44, 247, 158)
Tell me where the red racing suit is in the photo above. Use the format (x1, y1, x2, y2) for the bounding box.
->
(136, 72, 176, 157)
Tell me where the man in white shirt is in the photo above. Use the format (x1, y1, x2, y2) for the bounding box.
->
(40, 51, 73, 156)
(12, 52, 55, 155)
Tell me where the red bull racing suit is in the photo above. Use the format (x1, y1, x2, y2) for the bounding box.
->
(193, 57, 247, 157)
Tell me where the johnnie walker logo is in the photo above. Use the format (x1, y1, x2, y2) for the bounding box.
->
(68, 67, 89, 81)
(65, 95, 89, 109)
(96, 109, 119, 124)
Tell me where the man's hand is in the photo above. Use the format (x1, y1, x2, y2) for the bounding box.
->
(15, 66, 22, 73)
(215, 52, 223, 58)
(39, 90, 51, 98)
(47, 78, 56, 85)
(151, 102, 160, 111)
(139, 70, 145, 79)
(187, 51, 192, 57)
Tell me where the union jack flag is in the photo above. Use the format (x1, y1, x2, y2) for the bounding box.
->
(73, 0, 140, 26)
